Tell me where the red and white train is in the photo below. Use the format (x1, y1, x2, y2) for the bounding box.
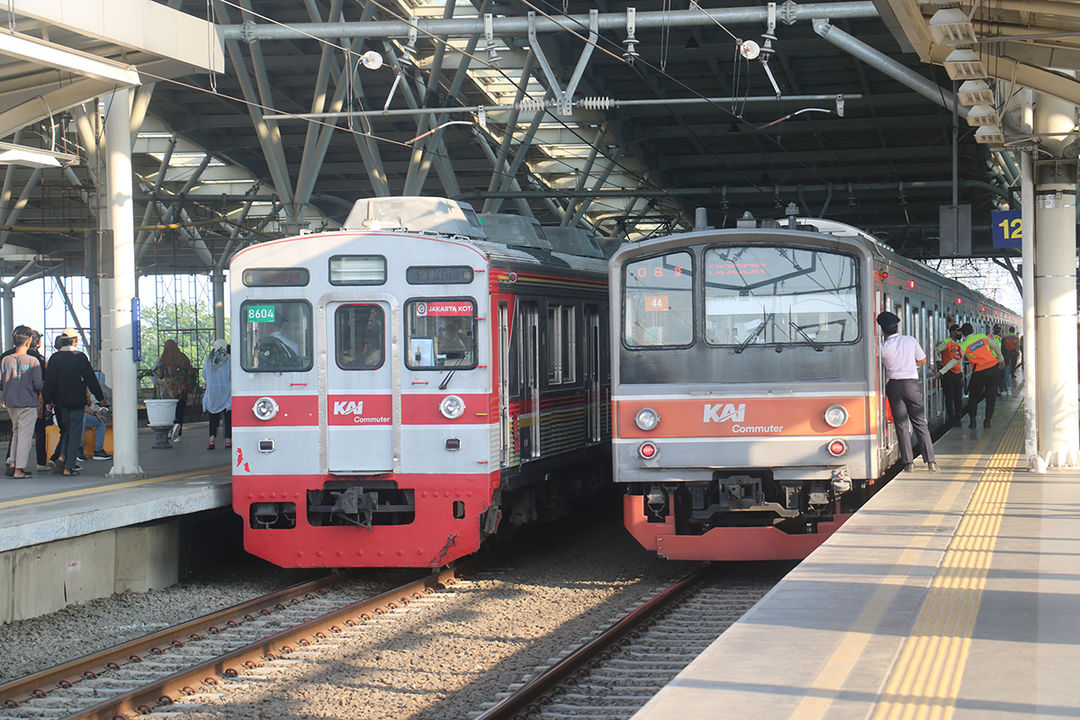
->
(610, 216, 1019, 561)
(230, 197, 609, 568)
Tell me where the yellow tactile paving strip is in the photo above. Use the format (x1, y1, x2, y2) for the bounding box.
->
(0, 464, 230, 511)
(788, 421, 1005, 720)
(870, 416, 1022, 720)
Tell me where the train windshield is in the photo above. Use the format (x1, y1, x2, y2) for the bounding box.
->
(703, 246, 858, 347)
(405, 299, 477, 369)
(241, 300, 314, 372)
(623, 251, 693, 347)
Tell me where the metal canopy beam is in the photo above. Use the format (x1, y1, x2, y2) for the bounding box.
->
(220, 3, 879, 41)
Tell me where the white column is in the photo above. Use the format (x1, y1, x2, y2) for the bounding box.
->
(1033, 92, 1080, 467)
(212, 267, 226, 340)
(104, 88, 144, 477)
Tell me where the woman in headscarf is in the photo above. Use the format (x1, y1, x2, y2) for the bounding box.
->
(154, 339, 194, 441)
(202, 339, 231, 450)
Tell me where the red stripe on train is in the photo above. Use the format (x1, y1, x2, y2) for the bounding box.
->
(233, 393, 495, 427)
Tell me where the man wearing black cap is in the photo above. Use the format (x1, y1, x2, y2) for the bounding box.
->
(878, 311, 938, 472)
(934, 324, 965, 427)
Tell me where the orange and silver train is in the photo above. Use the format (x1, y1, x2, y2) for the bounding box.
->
(231, 197, 610, 568)
(610, 216, 1018, 561)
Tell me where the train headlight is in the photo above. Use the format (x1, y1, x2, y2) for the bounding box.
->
(439, 394, 466, 419)
(639, 442, 658, 459)
(252, 396, 279, 421)
(827, 439, 848, 457)
(824, 404, 849, 428)
(634, 407, 660, 431)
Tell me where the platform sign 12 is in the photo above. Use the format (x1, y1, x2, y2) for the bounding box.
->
(992, 209, 1022, 249)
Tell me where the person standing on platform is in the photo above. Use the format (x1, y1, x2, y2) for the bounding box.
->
(202, 339, 232, 450)
(1, 327, 43, 478)
(960, 322, 1005, 429)
(43, 328, 107, 476)
(935, 324, 965, 427)
(154, 339, 194, 442)
(878, 311, 938, 472)
(990, 325, 1010, 395)
(1001, 326, 1021, 385)
(2, 326, 48, 470)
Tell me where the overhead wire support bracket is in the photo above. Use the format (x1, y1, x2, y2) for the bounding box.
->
(528, 9, 599, 116)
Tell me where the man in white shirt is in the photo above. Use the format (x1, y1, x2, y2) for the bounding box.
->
(878, 311, 938, 472)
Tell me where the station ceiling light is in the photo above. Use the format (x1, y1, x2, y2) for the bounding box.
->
(943, 49, 987, 80)
(929, 8, 978, 47)
(966, 104, 1002, 127)
(0, 142, 76, 168)
(958, 79, 995, 106)
(974, 124, 1006, 147)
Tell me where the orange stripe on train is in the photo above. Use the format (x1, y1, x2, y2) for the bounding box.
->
(616, 396, 870, 438)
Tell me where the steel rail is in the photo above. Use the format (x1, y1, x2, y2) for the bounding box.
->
(0, 572, 343, 709)
(66, 565, 463, 720)
(473, 565, 708, 720)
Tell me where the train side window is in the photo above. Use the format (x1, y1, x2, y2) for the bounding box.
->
(241, 300, 313, 372)
(623, 251, 693, 347)
(335, 304, 384, 370)
(404, 298, 477, 370)
(547, 304, 577, 384)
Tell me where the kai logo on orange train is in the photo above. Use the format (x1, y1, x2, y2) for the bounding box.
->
(704, 403, 746, 422)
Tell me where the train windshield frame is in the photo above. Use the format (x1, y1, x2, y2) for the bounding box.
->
(623, 251, 694, 348)
(404, 297, 478, 370)
(240, 299, 314, 372)
(702, 245, 859, 348)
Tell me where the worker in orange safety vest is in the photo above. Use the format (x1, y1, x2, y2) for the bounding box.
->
(960, 322, 1005, 429)
(934, 324, 965, 427)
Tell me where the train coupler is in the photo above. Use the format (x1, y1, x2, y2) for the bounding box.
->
(831, 468, 852, 494)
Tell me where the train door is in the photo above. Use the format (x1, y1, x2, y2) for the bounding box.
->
(880, 291, 897, 457)
(324, 301, 395, 473)
(519, 302, 541, 460)
(498, 301, 511, 467)
(584, 305, 602, 443)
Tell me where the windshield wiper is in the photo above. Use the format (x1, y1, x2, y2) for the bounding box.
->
(735, 320, 767, 354)
(789, 321, 824, 352)
(439, 369, 456, 390)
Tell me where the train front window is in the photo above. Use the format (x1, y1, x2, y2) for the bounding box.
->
(335, 305, 384, 370)
(623, 252, 693, 347)
(405, 299, 477, 369)
(703, 246, 858, 347)
(241, 300, 313, 372)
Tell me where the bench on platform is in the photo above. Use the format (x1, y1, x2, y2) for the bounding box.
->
(45, 424, 113, 458)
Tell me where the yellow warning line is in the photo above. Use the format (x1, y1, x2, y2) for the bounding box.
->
(0, 464, 231, 511)
(871, 416, 1022, 720)
(788, 424, 1001, 720)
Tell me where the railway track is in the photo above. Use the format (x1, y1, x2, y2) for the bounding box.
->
(475, 564, 771, 720)
(0, 567, 463, 720)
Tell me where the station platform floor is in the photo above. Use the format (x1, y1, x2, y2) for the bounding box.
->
(633, 392, 1080, 720)
(0, 424, 231, 554)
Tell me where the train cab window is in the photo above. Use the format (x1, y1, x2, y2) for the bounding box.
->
(623, 252, 693, 347)
(703, 246, 858, 347)
(241, 300, 313, 372)
(335, 305, 384, 370)
(405, 299, 477, 370)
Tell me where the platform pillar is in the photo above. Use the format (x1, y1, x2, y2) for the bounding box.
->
(1033, 92, 1079, 467)
(212, 266, 226, 342)
(104, 88, 144, 477)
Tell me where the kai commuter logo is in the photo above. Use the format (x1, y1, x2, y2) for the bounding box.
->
(703, 403, 745, 423)
(333, 400, 364, 415)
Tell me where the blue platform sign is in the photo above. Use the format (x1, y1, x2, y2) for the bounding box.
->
(992, 209, 1023, 249)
